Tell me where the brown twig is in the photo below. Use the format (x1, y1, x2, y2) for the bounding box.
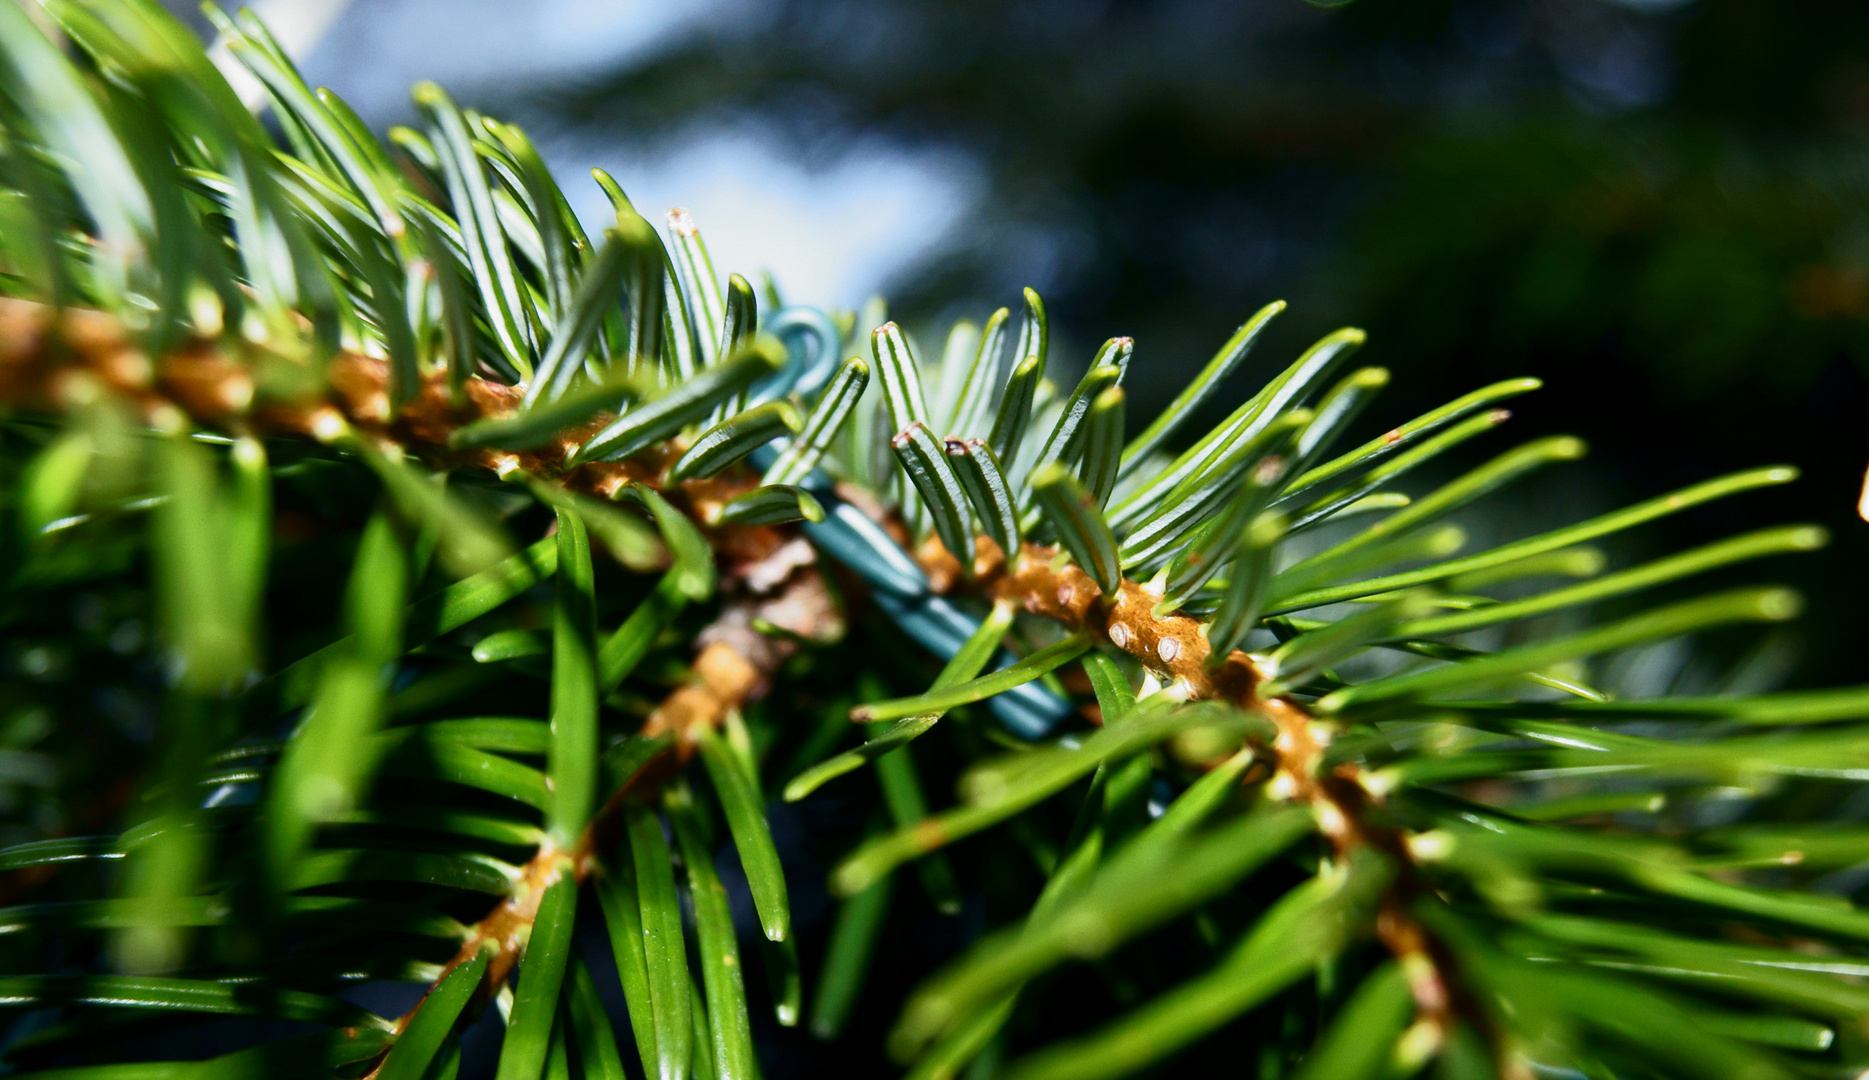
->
(916, 532, 1459, 1050)
(2, 297, 1459, 1062)
(384, 550, 837, 1055)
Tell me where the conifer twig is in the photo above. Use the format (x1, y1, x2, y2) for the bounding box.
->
(916, 533, 1463, 1050)
(4, 294, 1464, 1054)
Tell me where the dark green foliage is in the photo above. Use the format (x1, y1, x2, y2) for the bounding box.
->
(1, 6, 1867, 1080)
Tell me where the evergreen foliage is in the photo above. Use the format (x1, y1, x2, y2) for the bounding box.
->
(0, 4, 1866, 1079)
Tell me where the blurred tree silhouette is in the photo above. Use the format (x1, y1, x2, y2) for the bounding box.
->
(531, 0, 1869, 680)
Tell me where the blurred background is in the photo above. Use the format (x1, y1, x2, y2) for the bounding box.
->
(146, 0, 1869, 686)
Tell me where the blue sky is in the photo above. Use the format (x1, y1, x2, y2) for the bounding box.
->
(254, 0, 982, 310)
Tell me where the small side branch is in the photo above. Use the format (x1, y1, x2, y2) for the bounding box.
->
(3, 298, 1465, 1064)
(918, 533, 1463, 1052)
